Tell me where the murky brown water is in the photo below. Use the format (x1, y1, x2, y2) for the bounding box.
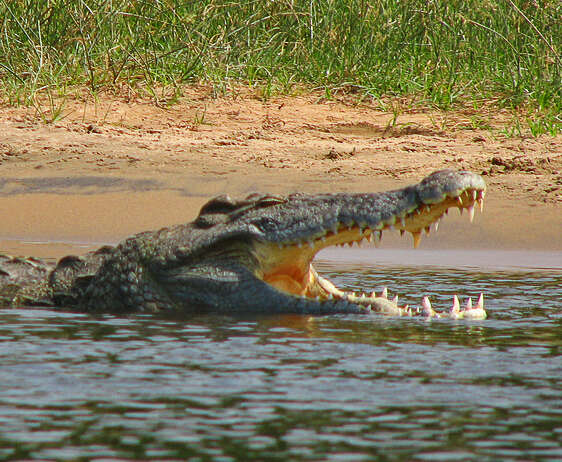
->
(0, 249, 561, 461)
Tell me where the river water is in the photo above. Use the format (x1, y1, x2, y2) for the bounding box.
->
(0, 250, 561, 461)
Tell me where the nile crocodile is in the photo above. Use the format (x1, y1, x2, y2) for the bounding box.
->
(0, 170, 487, 319)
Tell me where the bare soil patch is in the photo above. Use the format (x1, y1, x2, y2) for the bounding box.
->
(0, 87, 560, 255)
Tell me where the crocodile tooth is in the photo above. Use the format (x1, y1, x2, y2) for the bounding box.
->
(468, 204, 475, 222)
(478, 198, 484, 212)
(381, 287, 388, 299)
(422, 296, 433, 315)
(472, 190, 477, 201)
(465, 297, 473, 310)
(411, 231, 422, 248)
(457, 196, 463, 206)
(392, 295, 398, 305)
(370, 291, 376, 298)
(434, 221, 439, 232)
(477, 293, 484, 309)
(400, 217, 406, 227)
(450, 295, 461, 315)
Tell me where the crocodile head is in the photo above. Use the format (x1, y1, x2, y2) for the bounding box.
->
(111, 169, 485, 318)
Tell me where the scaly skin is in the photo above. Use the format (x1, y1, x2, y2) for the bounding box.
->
(0, 170, 487, 318)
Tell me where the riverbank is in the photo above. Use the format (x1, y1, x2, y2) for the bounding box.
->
(1, 89, 560, 257)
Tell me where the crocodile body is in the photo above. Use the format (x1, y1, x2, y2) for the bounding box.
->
(0, 170, 487, 318)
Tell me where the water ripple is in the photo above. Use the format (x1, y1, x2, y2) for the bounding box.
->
(0, 264, 560, 461)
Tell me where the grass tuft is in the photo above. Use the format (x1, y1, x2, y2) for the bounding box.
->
(0, 0, 560, 134)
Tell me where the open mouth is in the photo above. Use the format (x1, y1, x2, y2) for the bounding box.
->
(255, 186, 487, 319)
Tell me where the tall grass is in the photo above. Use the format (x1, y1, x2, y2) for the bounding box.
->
(0, 0, 559, 132)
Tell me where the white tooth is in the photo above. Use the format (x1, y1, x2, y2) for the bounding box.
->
(472, 190, 477, 201)
(457, 196, 463, 205)
(477, 293, 484, 309)
(401, 217, 406, 227)
(369, 291, 376, 298)
(465, 297, 473, 311)
(392, 295, 399, 305)
(478, 198, 484, 212)
(434, 221, 439, 232)
(468, 205, 475, 222)
(381, 287, 388, 299)
(451, 295, 460, 314)
(422, 296, 433, 315)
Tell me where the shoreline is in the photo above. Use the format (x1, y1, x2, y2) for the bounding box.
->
(1, 90, 560, 258)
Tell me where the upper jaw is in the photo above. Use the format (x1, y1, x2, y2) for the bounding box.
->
(257, 170, 485, 252)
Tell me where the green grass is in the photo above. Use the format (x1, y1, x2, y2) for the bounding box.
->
(0, 0, 560, 134)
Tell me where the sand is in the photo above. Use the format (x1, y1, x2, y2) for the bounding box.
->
(1, 86, 560, 259)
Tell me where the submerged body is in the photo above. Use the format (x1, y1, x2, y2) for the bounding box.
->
(1, 170, 486, 318)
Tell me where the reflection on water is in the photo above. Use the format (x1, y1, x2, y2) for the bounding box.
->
(0, 262, 561, 461)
